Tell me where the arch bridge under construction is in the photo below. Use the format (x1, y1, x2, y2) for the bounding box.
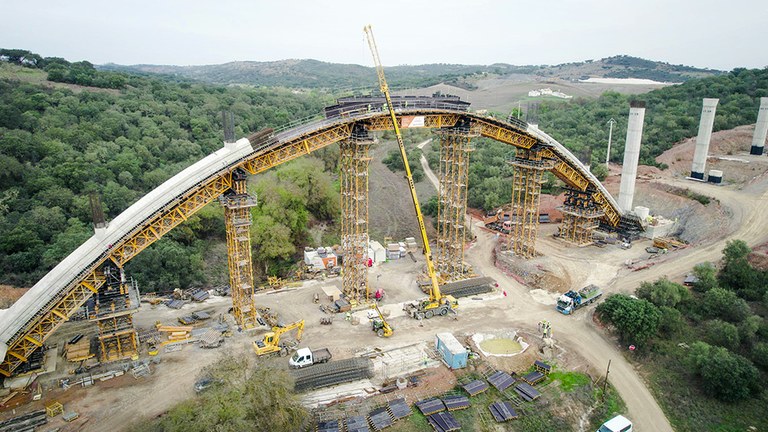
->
(0, 95, 640, 377)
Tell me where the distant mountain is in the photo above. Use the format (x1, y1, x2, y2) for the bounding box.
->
(98, 55, 723, 90)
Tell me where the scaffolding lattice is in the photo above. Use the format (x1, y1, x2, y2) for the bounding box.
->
(435, 127, 476, 281)
(340, 129, 373, 300)
(507, 150, 554, 258)
(220, 169, 259, 330)
(558, 188, 604, 245)
(90, 264, 139, 362)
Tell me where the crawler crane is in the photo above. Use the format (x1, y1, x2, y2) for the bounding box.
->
(363, 25, 458, 320)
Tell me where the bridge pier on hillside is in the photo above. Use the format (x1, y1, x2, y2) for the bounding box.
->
(340, 128, 373, 300)
(435, 126, 477, 281)
(558, 188, 605, 246)
(220, 169, 259, 330)
(506, 150, 555, 258)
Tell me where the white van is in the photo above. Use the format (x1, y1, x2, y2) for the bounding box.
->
(597, 415, 633, 432)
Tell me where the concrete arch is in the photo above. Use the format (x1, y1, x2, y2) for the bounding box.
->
(0, 106, 623, 375)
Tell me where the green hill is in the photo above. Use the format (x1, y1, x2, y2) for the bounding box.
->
(98, 55, 721, 90)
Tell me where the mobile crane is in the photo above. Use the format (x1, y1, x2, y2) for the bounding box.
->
(363, 25, 458, 320)
(253, 319, 305, 356)
(370, 303, 393, 337)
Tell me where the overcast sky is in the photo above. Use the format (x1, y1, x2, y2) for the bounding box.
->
(2, 0, 766, 70)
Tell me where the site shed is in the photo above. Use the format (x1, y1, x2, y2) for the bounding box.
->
(435, 333, 468, 369)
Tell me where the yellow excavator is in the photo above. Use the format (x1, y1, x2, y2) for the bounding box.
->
(253, 319, 305, 356)
(363, 26, 458, 320)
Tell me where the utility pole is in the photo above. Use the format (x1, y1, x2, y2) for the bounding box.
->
(606, 118, 616, 165)
(602, 359, 612, 401)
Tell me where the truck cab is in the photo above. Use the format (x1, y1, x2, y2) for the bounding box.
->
(597, 415, 632, 432)
(289, 347, 332, 368)
(556, 294, 576, 314)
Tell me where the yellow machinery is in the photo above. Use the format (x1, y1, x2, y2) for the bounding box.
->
(370, 304, 393, 337)
(363, 25, 458, 320)
(253, 319, 305, 356)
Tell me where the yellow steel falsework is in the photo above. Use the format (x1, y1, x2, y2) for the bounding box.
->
(475, 119, 537, 149)
(591, 191, 621, 226)
(240, 124, 352, 175)
(366, 114, 460, 131)
(111, 173, 234, 266)
(0, 271, 106, 376)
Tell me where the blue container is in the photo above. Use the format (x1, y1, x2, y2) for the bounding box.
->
(435, 333, 468, 369)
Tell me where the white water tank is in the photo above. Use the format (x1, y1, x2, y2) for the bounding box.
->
(633, 206, 650, 220)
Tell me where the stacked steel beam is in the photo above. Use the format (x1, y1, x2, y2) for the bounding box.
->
(292, 357, 373, 392)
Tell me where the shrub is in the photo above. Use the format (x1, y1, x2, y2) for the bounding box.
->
(637, 278, 691, 308)
(688, 342, 760, 402)
(701, 288, 750, 322)
(704, 319, 740, 350)
(751, 342, 768, 369)
(597, 294, 661, 345)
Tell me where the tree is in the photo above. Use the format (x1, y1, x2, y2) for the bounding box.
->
(636, 278, 691, 308)
(704, 319, 740, 350)
(691, 262, 718, 292)
(701, 288, 750, 322)
(687, 342, 760, 402)
(751, 342, 768, 369)
(738, 315, 763, 346)
(596, 294, 661, 345)
(591, 163, 609, 181)
(657, 306, 685, 337)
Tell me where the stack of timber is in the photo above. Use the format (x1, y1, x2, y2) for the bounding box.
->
(64, 335, 94, 362)
(156, 324, 193, 345)
(292, 358, 373, 392)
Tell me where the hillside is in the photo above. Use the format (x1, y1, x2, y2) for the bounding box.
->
(99, 55, 722, 90)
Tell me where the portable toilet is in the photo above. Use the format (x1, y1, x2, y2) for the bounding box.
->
(435, 333, 468, 369)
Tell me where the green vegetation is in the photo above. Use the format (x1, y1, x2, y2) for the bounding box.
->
(598, 240, 768, 431)
(0, 56, 331, 287)
(539, 68, 768, 167)
(130, 357, 308, 432)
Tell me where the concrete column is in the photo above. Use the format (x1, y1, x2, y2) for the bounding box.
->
(618, 101, 646, 213)
(691, 98, 719, 179)
(751, 97, 768, 155)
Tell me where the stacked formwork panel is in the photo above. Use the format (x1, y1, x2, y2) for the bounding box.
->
(340, 129, 373, 300)
(90, 264, 139, 362)
(559, 188, 604, 246)
(507, 150, 554, 258)
(435, 128, 476, 281)
(220, 169, 259, 330)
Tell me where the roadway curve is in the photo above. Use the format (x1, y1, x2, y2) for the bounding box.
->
(0, 106, 624, 376)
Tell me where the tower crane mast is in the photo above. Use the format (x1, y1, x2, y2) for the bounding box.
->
(363, 25, 457, 319)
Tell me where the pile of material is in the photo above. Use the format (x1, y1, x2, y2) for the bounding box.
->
(292, 358, 373, 392)
(64, 335, 93, 362)
(156, 324, 192, 344)
(438, 277, 495, 298)
(0, 410, 47, 430)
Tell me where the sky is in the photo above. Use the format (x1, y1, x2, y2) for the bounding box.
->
(2, 0, 767, 70)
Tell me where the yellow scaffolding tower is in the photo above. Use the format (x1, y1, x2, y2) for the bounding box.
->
(435, 127, 476, 281)
(220, 169, 259, 329)
(340, 128, 373, 300)
(558, 189, 604, 245)
(90, 264, 139, 362)
(507, 150, 554, 258)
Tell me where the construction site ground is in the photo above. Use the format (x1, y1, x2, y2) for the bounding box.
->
(3, 129, 768, 432)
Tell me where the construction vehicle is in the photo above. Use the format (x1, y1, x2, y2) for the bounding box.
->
(369, 303, 393, 337)
(364, 25, 458, 321)
(556, 284, 603, 315)
(252, 319, 305, 356)
(289, 347, 332, 368)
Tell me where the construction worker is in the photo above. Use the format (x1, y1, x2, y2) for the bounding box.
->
(345, 311, 352, 321)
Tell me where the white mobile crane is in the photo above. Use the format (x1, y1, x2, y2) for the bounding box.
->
(363, 25, 458, 320)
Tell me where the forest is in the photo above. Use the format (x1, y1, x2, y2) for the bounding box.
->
(1, 48, 767, 290)
(596, 240, 768, 431)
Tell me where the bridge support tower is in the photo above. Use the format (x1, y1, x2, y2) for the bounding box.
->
(558, 188, 605, 246)
(435, 126, 476, 281)
(89, 263, 139, 362)
(507, 149, 554, 258)
(220, 169, 259, 329)
(340, 127, 373, 300)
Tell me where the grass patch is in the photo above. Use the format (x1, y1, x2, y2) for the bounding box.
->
(548, 371, 591, 392)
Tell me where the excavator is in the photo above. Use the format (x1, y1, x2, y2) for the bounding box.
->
(370, 303, 393, 337)
(363, 26, 458, 321)
(252, 319, 305, 356)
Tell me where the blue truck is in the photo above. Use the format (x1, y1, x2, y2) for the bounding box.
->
(556, 284, 603, 315)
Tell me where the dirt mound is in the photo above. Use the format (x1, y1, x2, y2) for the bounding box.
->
(0, 285, 29, 309)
